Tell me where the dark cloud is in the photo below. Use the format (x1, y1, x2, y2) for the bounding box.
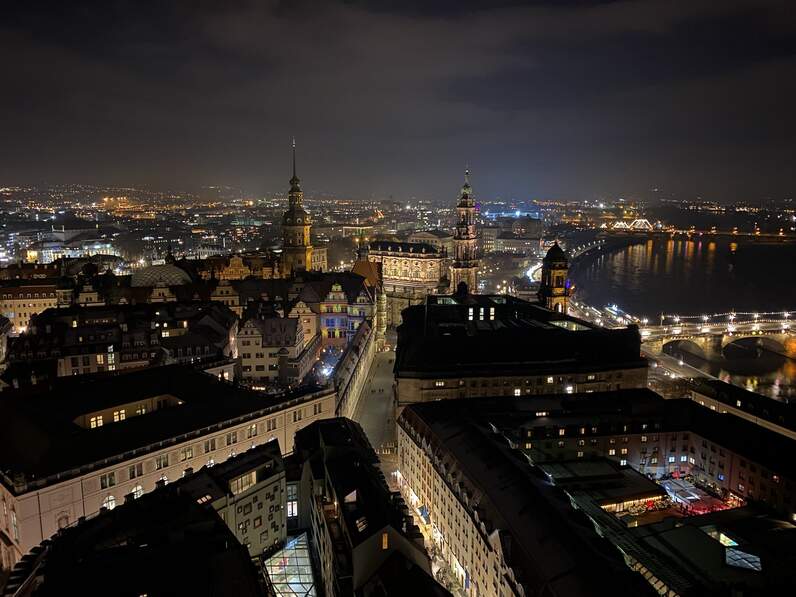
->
(1, 0, 795, 201)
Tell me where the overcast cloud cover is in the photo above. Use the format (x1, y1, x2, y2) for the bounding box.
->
(1, 0, 795, 201)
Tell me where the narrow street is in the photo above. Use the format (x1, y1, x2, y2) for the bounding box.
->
(351, 349, 396, 452)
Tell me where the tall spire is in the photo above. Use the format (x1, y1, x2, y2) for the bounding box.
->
(289, 137, 301, 192)
(461, 167, 472, 198)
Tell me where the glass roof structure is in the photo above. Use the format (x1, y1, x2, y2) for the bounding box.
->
(264, 532, 317, 596)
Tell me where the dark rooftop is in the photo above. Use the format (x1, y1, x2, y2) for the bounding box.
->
(395, 294, 645, 376)
(398, 399, 656, 597)
(0, 365, 331, 492)
(2, 475, 265, 597)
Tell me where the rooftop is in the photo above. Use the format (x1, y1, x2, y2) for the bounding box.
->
(395, 294, 645, 376)
(398, 401, 655, 596)
(2, 470, 265, 597)
(398, 391, 796, 595)
(0, 365, 331, 493)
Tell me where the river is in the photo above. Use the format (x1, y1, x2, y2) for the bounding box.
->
(569, 238, 796, 401)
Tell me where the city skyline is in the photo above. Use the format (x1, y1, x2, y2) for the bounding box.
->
(2, 1, 796, 202)
(2, 4, 796, 595)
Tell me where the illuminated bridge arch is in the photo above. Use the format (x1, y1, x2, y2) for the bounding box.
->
(629, 218, 653, 231)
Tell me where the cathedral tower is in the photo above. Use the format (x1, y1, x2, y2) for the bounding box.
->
(449, 169, 479, 293)
(538, 242, 570, 313)
(281, 139, 313, 275)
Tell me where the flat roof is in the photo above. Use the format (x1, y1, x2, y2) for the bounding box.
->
(538, 459, 666, 505)
(395, 294, 646, 376)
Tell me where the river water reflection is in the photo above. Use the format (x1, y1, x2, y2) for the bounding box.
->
(569, 239, 796, 401)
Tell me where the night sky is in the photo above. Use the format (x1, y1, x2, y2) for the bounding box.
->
(2, 0, 795, 201)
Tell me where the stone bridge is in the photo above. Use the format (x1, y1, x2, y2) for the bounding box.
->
(642, 324, 796, 361)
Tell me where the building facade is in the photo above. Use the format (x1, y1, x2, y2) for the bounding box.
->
(367, 241, 446, 327)
(397, 392, 796, 596)
(394, 294, 648, 418)
(239, 315, 320, 388)
(0, 366, 336, 579)
(0, 280, 72, 334)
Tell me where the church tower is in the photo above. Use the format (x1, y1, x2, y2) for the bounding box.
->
(538, 242, 570, 313)
(450, 169, 479, 293)
(281, 139, 313, 275)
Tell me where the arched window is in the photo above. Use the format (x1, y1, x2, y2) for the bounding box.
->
(102, 495, 116, 510)
(132, 485, 144, 499)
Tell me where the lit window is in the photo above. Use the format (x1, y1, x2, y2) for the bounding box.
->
(620, 448, 628, 455)
(668, 456, 676, 463)
(435, 380, 445, 387)
(558, 428, 565, 436)
(577, 451, 584, 458)
(132, 485, 143, 499)
(608, 449, 616, 456)
(102, 495, 116, 510)
(619, 459, 627, 466)
(513, 388, 521, 396)
(90, 415, 103, 429)
(381, 532, 389, 550)
(546, 376, 554, 384)
(641, 435, 647, 443)
(155, 454, 169, 470)
(179, 446, 194, 462)
(680, 455, 688, 462)
(287, 484, 298, 518)
(468, 307, 474, 321)
(246, 423, 257, 439)
(113, 409, 126, 422)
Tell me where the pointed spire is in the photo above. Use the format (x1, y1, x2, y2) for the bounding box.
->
(289, 137, 301, 192)
(461, 166, 472, 197)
